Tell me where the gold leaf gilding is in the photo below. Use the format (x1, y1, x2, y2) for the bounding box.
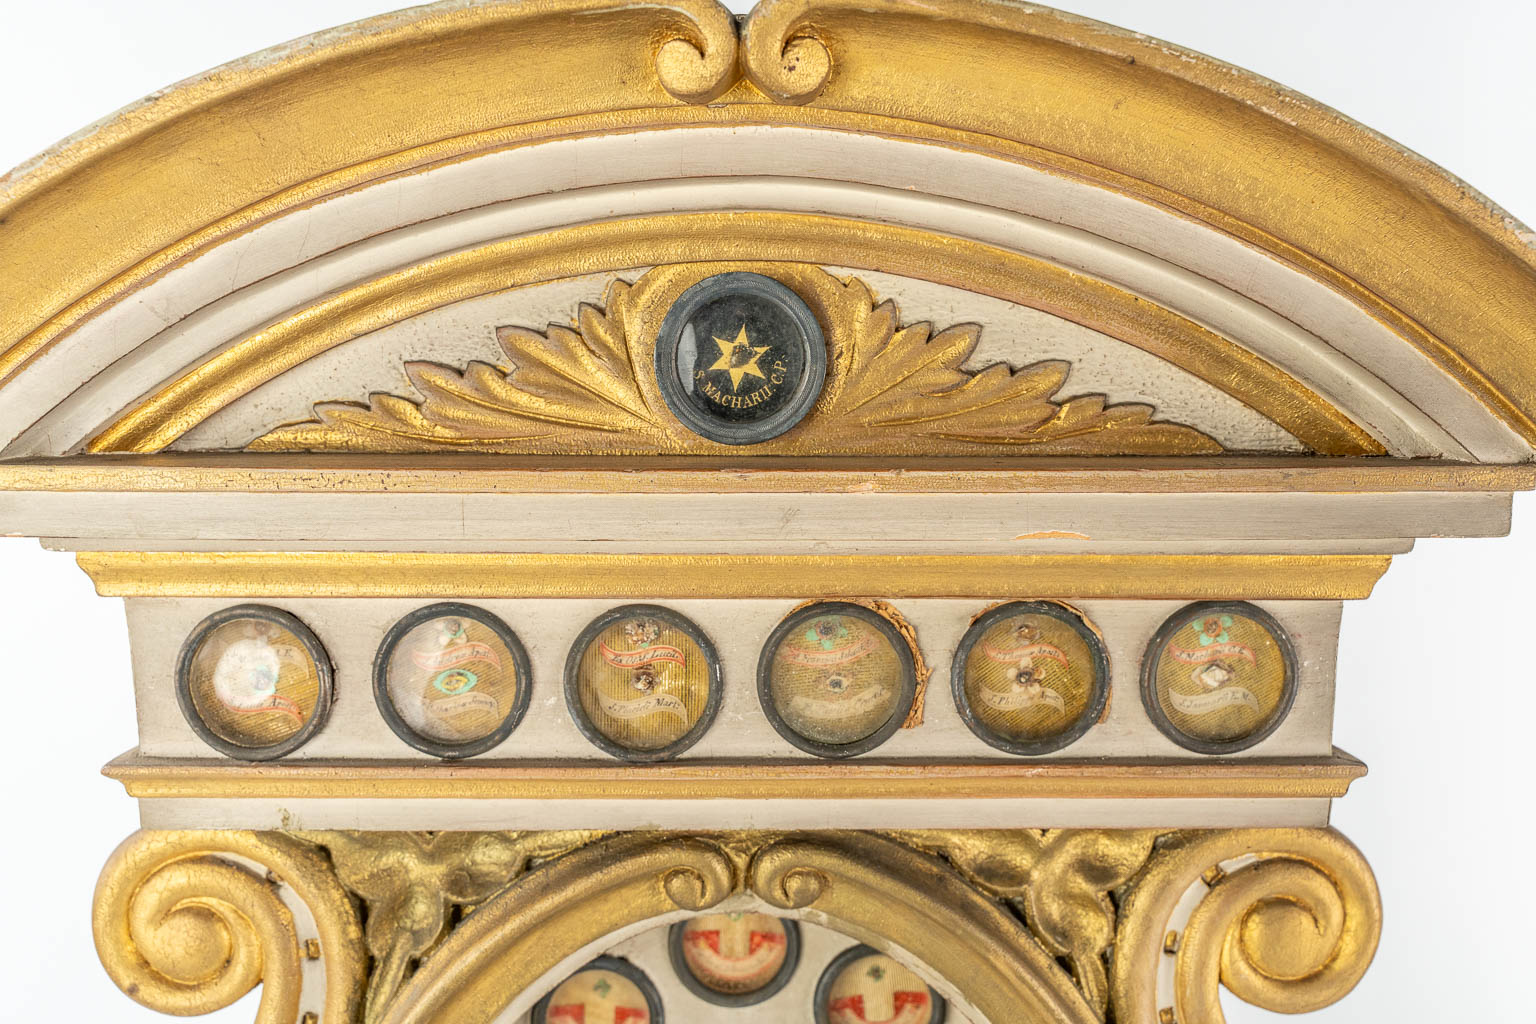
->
(886, 828, 1160, 1018)
(92, 827, 1380, 1024)
(298, 830, 603, 1024)
(248, 263, 1222, 456)
(92, 830, 366, 1024)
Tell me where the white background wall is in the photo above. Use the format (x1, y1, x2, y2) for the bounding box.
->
(1, 1, 1531, 1020)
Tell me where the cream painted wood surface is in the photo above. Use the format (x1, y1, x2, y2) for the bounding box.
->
(52, 538, 1418, 555)
(3, 490, 1511, 545)
(134, 796, 1334, 832)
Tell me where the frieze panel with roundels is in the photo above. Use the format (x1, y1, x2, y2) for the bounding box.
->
(167, 597, 1307, 762)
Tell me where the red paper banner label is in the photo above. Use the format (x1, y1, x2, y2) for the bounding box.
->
(411, 641, 501, 672)
(1165, 641, 1255, 666)
(776, 634, 878, 667)
(599, 643, 685, 669)
(980, 641, 1068, 666)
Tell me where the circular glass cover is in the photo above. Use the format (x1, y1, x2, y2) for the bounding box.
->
(654, 271, 826, 444)
(952, 601, 1109, 755)
(176, 605, 332, 760)
(534, 957, 663, 1024)
(1141, 601, 1298, 754)
(814, 945, 946, 1024)
(564, 605, 721, 761)
(670, 913, 800, 1006)
(758, 602, 917, 758)
(373, 603, 532, 758)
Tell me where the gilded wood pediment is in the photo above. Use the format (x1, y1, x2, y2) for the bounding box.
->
(0, 0, 1529, 463)
(1, 3, 1534, 461)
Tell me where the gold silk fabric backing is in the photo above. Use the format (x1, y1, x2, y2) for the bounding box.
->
(961, 609, 1100, 744)
(382, 614, 520, 745)
(1151, 611, 1289, 745)
(767, 612, 907, 745)
(185, 617, 322, 748)
(572, 614, 712, 752)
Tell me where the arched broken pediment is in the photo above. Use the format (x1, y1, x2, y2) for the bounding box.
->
(3, 3, 1530, 1024)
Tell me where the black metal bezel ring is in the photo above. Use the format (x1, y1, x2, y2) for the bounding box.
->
(653, 271, 827, 445)
(371, 602, 535, 760)
(950, 600, 1111, 757)
(531, 955, 666, 1024)
(563, 603, 723, 762)
(174, 603, 334, 762)
(811, 944, 947, 1024)
(756, 601, 918, 760)
(1139, 600, 1299, 756)
(667, 915, 802, 1007)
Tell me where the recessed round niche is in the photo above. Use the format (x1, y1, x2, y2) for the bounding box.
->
(757, 602, 918, 759)
(372, 602, 533, 759)
(669, 912, 801, 1007)
(175, 604, 333, 761)
(564, 604, 722, 761)
(814, 944, 947, 1024)
(654, 271, 826, 444)
(532, 956, 663, 1024)
(951, 600, 1110, 756)
(1140, 600, 1298, 755)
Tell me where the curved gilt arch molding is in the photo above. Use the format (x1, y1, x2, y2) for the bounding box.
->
(380, 830, 1099, 1024)
(2, 1, 1535, 456)
(86, 215, 1378, 456)
(372, 832, 742, 1024)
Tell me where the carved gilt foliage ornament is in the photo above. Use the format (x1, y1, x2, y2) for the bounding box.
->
(91, 827, 1379, 1024)
(887, 828, 1161, 1018)
(249, 263, 1220, 456)
(299, 830, 603, 1023)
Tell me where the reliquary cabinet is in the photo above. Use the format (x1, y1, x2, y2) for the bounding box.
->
(1, 2, 1532, 1022)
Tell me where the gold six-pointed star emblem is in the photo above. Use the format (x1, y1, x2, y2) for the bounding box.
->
(708, 326, 770, 392)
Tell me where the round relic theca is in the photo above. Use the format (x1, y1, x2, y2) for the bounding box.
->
(654, 272, 827, 444)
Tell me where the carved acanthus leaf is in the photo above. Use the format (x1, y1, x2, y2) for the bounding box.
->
(298, 829, 604, 1024)
(885, 828, 1163, 1019)
(247, 264, 1222, 456)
